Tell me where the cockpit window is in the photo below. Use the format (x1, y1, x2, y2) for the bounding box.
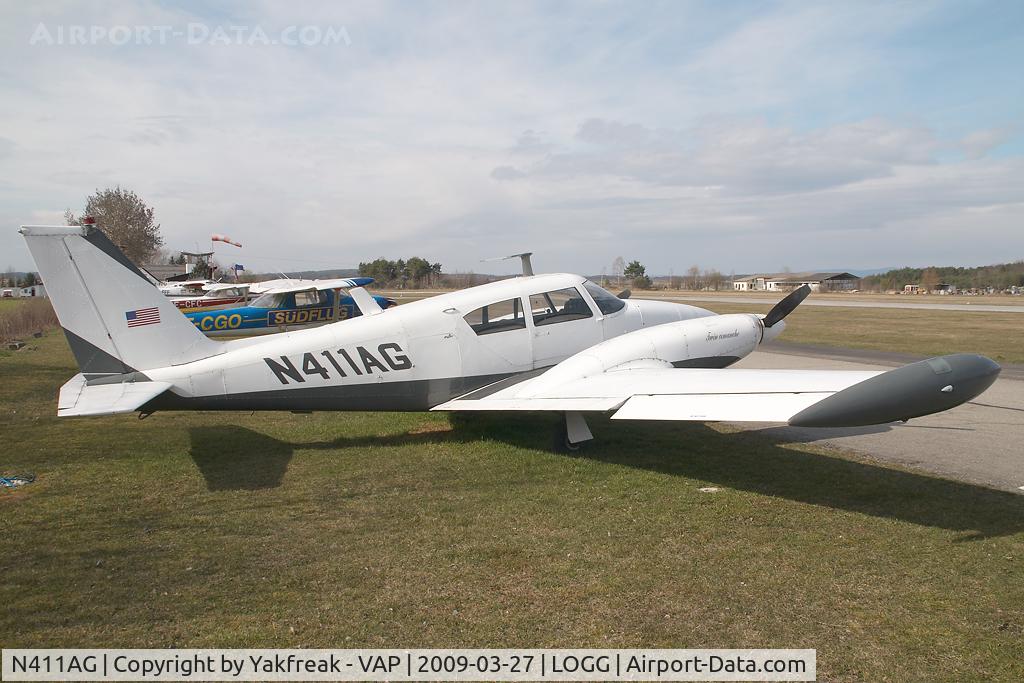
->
(463, 298, 527, 335)
(583, 280, 626, 315)
(529, 287, 593, 326)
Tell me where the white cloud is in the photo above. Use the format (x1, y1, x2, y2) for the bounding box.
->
(497, 117, 945, 194)
(961, 126, 1018, 160)
(0, 1, 1021, 276)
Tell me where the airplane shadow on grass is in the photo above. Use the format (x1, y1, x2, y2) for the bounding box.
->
(190, 415, 1024, 540)
(190, 425, 295, 491)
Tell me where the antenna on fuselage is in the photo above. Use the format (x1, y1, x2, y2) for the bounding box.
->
(482, 252, 534, 276)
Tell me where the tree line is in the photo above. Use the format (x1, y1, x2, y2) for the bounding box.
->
(861, 262, 1024, 292)
(609, 259, 728, 291)
(1, 271, 40, 289)
(358, 257, 443, 288)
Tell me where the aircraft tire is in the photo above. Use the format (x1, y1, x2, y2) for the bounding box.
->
(553, 419, 582, 454)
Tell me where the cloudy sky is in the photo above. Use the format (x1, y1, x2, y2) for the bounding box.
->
(1, 1, 1022, 276)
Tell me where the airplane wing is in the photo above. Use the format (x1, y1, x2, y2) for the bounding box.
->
(202, 282, 251, 292)
(432, 354, 1000, 428)
(249, 277, 374, 294)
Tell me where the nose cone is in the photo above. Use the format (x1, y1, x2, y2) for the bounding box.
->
(972, 354, 1004, 379)
(789, 353, 1001, 428)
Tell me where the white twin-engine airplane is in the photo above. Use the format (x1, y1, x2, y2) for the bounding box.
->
(22, 225, 1000, 450)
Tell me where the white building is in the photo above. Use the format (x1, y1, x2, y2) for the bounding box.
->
(18, 284, 47, 298)
(732, 272, 859, 292)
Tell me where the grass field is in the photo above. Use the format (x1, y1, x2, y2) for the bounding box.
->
(2, 333, 1023, 681)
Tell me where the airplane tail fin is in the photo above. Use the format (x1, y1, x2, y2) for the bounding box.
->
(20, 225, 220, 380)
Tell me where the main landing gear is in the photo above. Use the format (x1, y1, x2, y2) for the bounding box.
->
(554, 411, 593, 454)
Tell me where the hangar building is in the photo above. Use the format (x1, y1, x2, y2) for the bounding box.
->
(732, 272, 860, 292)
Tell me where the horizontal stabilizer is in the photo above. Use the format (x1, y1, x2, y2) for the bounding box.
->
(57, 374, 172, 417)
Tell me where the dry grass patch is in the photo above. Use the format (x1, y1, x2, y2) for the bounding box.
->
(0, 298, 59, 341)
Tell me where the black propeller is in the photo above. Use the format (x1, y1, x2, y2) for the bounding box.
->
(763, 284, 810, 327)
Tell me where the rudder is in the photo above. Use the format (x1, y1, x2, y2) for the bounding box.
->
(20, 225, 220, 379)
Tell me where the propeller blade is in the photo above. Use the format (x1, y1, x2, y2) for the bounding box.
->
(763, 284, 810, 327)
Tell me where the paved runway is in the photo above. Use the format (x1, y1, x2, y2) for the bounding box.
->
(662, 294, 1024, 313)
(732, 344, 1024, 493)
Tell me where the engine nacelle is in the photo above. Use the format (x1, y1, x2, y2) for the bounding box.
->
(523, 314, 763, 398)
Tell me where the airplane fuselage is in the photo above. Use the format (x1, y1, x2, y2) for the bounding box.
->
(143, 274, 726, 412)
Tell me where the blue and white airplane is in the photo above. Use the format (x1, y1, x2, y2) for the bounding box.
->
(186, 278, 396, 337)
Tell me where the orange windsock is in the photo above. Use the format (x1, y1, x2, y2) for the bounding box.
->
(211, 234, 242, 248)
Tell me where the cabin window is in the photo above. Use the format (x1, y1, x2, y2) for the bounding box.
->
(294, 290, 328, 308)
(463, 298, 527, 335)
(583, 280, 626, 315)
(529, 287, 593, 326)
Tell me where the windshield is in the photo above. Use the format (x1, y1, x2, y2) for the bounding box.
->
(583, 281, 626, 315)
(208, 287, 244, 297)
(250, 292, 286, 309)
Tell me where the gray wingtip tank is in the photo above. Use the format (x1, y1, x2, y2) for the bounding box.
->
(788, 353, 1001, 428)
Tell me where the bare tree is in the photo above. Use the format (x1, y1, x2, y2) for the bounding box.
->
(686, 265, 700, 290)
(612, 256, 625, 287)
(921, 267, 940, 293)
(67, 187, 164, 265)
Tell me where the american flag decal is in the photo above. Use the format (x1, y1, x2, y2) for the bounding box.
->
(125, 306, 160, 328)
